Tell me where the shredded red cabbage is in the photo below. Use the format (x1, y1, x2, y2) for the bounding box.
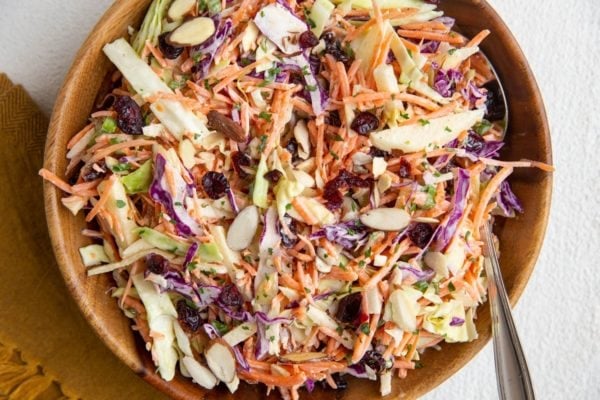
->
(150, 154, 202, 236)
(434, 67, 463, 98)
(433, 169, 470, 251)
(310, 220, 369, 249)
(399, 265, 435, 282)
(496, 180, 523, 217)
(450, 317, 465, 327)
(190, 18, 233, 79)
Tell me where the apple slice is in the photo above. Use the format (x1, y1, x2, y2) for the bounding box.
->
(370, 109, 485, 153)
(168, 17, 215, 47)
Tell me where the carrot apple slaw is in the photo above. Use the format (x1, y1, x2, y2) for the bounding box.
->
(40, 0, 552, 398)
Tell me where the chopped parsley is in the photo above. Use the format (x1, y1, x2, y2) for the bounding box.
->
(258, 111, 272, 122)
(418, 118, 430, 126)
(359, 323, 370, 335)
(101, 117, 117, 133)
(413, 281, 429, 293)
(212, 320, 229, 335)
(474, 119, 492, 135)
(115, 200, 126, 208)
(448, 282, 456, 292)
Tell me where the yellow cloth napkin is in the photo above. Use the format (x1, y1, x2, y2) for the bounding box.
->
(0, 74, 168, 400)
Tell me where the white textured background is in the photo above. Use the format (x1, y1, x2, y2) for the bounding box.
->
(1, 0, 599, 399)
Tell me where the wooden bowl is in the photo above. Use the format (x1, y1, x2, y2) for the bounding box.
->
(42, 0, 552, 399)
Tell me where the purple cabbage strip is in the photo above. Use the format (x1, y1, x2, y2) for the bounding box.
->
(434, 169, 471, 251)
(421, 40, 440, 54)
(305, 379, 315, 393)
(190, 19, 233, 79)
(496, 180, 523, 217)
(183, 242, 198, 268)
(434, 68, 463, 98)
(311, 220, 369, 250)
(461, 81, 487, 106)
(157, 269, 220, 308)
(255, 320, 269, 360)
(226, 188, 239, 214)
(255, 311, 292, 325)
(435, 16, 456, 29)
(150, 154, 202, 236)
(450, 317, 465, 327)
(345, 363, 368, 379)
(447, 133, 505, 159)
(232, 345, 250, 371)
(202, 322, 250, 371)
(203, 323, 220, 340)
(399, 266, 435, 282)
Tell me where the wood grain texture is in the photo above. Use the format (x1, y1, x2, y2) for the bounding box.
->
(42, 0, 552, 399)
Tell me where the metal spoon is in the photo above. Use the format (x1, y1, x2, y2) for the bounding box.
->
(479, 53, 536, 400)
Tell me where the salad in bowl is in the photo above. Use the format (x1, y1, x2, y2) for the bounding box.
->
(40, 0, 552, 398)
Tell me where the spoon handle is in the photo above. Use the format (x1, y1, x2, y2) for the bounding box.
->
(483, 222, 536, 400)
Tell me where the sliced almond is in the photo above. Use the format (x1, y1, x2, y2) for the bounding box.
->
(207, 110, 247, 142)
(168, 17, 216, 47)
(205, 339, 237, 383)
(168, 0, 196, 21)
(226, 205, 259, 251)
(280, 352, 328, 363)
(360, 207, 410, 231)
(181, 356, 218, 389)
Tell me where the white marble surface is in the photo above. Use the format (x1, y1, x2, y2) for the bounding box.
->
(1, 1, 598, 399)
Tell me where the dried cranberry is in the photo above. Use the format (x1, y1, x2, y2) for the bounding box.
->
(280, 218, 298, 248)
(408, 223, 434, 248)
(351, 112, 379, 136)
(202, 171, 229, 199)
(360, 350, 385, 373)
(369, 147, 389, 158)
(113, 96, 143, 134)
(285, 138, 299, 158)
(323, 186, 344, 210)
(158, 32, 184, 60)
(299, 30, 319, 49)
(336, 292, 362, 324)
(323, 32, 352, 66)
(231, 151, 252, 179)
(264, 170, 283, 184)
(325, 110, 341, 127)
(324, 170, 369, 210)
(146, 253, 168, 274)
(176, 299, 201, 332)
(483, 80, 506, 122)
(398, 158, 412, 178)
(218, 284, 243, 308)
(82, 164, 107, 182)
(464, 132, 485, 154)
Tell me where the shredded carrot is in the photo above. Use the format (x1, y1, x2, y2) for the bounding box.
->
(397, 29, 465, 44)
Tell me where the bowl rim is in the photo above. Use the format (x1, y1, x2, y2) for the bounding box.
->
(42, 0, 553, 398)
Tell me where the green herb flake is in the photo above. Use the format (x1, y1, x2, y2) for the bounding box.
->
(102, 117, 117, 133)
(474, 119, 492, 135)
(418, 119, 430, 126)
(359, 323, 370, 335)
(448, 282, 456, 292)
(115, 200, 126, 208)
(258, 111, 272, 122)
(212, 320, 229, 335)
(413, 281, 429, 293)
